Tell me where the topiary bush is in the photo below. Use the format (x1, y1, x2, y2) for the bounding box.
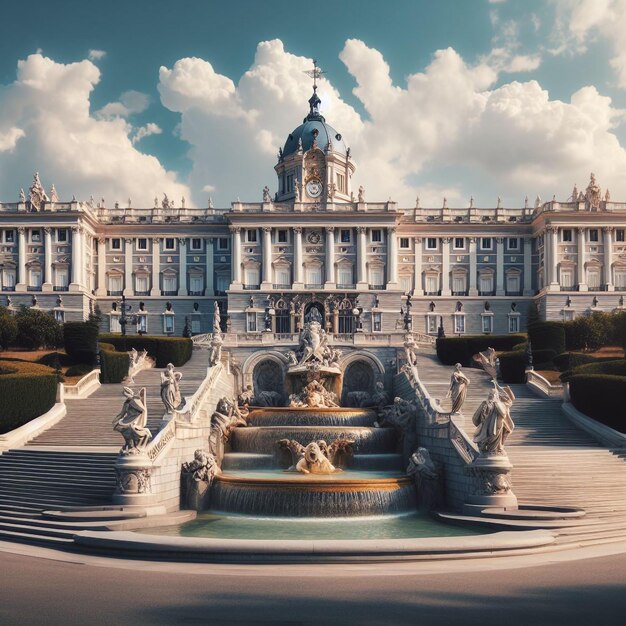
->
(63, 321, 99, 364)
(15, 308, 63, 350)
(561, 359, 626, 382)
(528, 322, 566, 356)
(498, 351, 527, 383)
(65, 363, 94, 377)
(553, 352, 619, 372)
(0, 359, 58, 433)
(36, 352, 74, 368)
(99, 344, 130, 384)
(436, 334, 527, 366)
(98, 334, 192, 367)
(564, 312, 615, 352)
(531, 349, 557, 365)
(568, 374, 626, 431)
(0, 306, 17, 349)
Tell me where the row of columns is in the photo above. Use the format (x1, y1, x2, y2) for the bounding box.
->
(545, 226, 615, 292)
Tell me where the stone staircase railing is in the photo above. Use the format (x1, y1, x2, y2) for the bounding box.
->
(526, 369, 565, 399)
(62, 369, 101, 400)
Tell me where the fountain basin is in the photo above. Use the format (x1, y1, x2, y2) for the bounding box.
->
(231, 426, 398, 455)
(247, 407, 377, 427)
(210, 470, 415, 517)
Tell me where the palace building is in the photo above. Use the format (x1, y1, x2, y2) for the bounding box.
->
(1, 82, 626, 343)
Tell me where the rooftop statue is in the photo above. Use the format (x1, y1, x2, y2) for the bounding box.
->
(585, 172, 602, 210)
(112, 387, 152, 454)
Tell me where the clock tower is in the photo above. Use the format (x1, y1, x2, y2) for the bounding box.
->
(274, 61, 355, 204)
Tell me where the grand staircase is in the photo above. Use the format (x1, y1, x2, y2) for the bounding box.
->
(416, 350, 626, 547)
(0, 348, 209, 547)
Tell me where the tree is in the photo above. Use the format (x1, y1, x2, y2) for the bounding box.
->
(15, 308, 63, 350)
(0, 306, 17, 350)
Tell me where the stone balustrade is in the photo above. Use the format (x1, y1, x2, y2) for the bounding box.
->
(526, 369, 564, 399)
(62, 369, 101, 400)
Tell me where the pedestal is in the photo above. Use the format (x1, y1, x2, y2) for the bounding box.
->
(464, 453, 518, 510)
(112, 452, 156, 506)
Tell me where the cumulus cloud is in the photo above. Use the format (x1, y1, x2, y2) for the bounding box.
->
(88, 49, 106, 61)
(0, 53, 189, 205)
(132, 122, 162, 144)
(159, 38, 626, 206)
(97, 89, 150, 119)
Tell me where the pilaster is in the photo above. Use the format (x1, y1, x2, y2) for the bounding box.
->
(42, 227, 53, 292)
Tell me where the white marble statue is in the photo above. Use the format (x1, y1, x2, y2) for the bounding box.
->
(212, 301, 221, 334)
(278, 437, 354, 474)
(357, 185, 365, 202)
(160, 363, 183, 413)
(289, 379, 338, 408)
(472, 382, 516, 455)
(208, 333, 223, 367)
(112, 387, 152, 453)
(446, 363, 470, 414)
(475, 347, 498, 380)
(182, 449, 221, 484)
(407, 447, 438, 480)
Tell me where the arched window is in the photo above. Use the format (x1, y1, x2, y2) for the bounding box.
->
(337, 298, 355, 334)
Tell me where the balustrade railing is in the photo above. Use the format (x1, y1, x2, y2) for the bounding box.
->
(526, 369, 564, 398)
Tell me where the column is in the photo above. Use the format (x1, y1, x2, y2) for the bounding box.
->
(261, 227, 272, 289)
(468, 237, 478, 296)
(230, 227, 242, 287)
(604, 227, 614, 291)
(440, 237, 451, 296)
(495, 237, 505, 296)
(386, 226, 399, 288)
(42, 227, 53, 292)
(523, 236, 533, 296)
(96, 237, 107, 296)
(548, 226, 559, 290)
(205, 237, 214, 296)
(16, 227, 27, 291)
(414, 237, 423, 296)
(150, 238, 161, 296)
(178, 238, 188, 296)
(123, 237, 133, 296)
(577, 227, 587, 291)
(325, 227, 336, 288)
(293, 227, 303, 288)
(356, 226, 367, 289)
(69, 226, 82, 292)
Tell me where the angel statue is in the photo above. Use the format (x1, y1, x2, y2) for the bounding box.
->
(446, 363, 470, 414)
(475, 347, 498, 381)
(160, 363, 184, 413)
(112, 387, 152, 453)
(472, 382, 515, 456)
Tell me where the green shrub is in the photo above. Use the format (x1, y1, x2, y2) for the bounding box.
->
(528, 322, 566, 356)
(561, 359, 626, 382)
(553, 352, 619, 372)
(527, 301, 540, 327)
(0, 306, 17, 349)
(65, 363, 94, 377)
(98, 334, 192, 367)
(0, 359, 57, 433)
(436, 334, 527, 366)
(36, 352, 74, 368)
(498, 351, 527, 383)
(531, 349, 557, 364)
(568, 374, 626, 431)
(63, 321, 99, 364)
(512, 342, 528, 351)
(99, 344, 130, 384)
(564, 312, 614, 352)
(15, 308, 63, 350)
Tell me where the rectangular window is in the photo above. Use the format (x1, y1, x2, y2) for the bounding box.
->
(560, 269, 574, 289)
(246, 229, 257, 243)
(588, 270, 601, 290)
(340, 229, 351, 243)
(277, 229, 288, 243)
(562, 229, 573, 243)
(137, 238, 148, 251)
(506, 274, 521, 294)
(452, 274, 466, 294)
(163, 314, 175, 334)
(216, 274, 229, 292)
(164, 238, 176, 251)
(482, 315, 493, 333)
(425, 274, 439, 295)
(111, 238, 121, 250)
(57, 229, 68, 243)
(589, 229, 599, 242)
(400, 275, 412, 294)
(2, 269, 16, 289)
(336, 172, 345, 193)
(480, 237, 492, 250)
(427, 315, 438, 334)
(163, 274, 177, 293)
(371, 229, 382, 243)
(337, 266, 353, 286)
(190, 276, 204, 295)
(31, 230, 41, 243)
(5, 230, 15, 244)
(275, 267, 290, 286)
(286, 174, 294, 193)
(218, 238, 229, 250)
(373, 312, 382, 332)
(191, 317, 201, 334)
(454, 315, 465, 334)
(110, 314, 121, 333)
(191, 238, 203, 250)
(479, 274, 494, 294)
(369, 267, 384, 288)
(136, 314, 147, 334)
(509, 315, 520, 333)
(55, 268, 69, 289)
(615, 270, 626, 289)
(453, 237, 464, 250)
(246, 312, 257, 333)
(244, 267, 260, 288)
(508, 237, 519, 250)
(399, 237, 410, 249)
(426, 238, 437, 250)
(616, 229, 625, 243)
(562, 310, 574, 321)
(29, 268, 42, 288)
(135, 275, 149, 294)
(53, 309, 65, 324)
(306, 266, 323, 287)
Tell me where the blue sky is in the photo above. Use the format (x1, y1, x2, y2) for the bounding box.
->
(1, 0, 626, 207)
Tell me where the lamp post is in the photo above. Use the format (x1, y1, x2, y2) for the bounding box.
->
(118, 294, 138, 337)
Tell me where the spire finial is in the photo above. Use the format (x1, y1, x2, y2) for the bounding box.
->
(304, 59, 325, 119)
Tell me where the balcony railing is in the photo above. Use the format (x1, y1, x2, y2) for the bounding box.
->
(189, 290, 204, 296)
(424, 290, 441, 296)
(368, 284, 385, 290)
(337, 283, 356, 289)
(135, 290, 150, 296)
(243, 284, 260, 290)
(53, 286, 67, 291)
(2, 286, 14, 291)
(27, 286, 41, 292)
(452, 291, 468, 296)
(162, 290, 177, 296)
(107, 290, 123, 296)
(272, 284, 291, 290)
(305, 283, 323, 289)
(478, 290, 495, 296)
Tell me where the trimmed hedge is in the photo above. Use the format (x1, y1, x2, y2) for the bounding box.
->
(568, 374, 626, 431)
(553, 351, 619, 372)
(498, 351, 527, 383)
(0, 306, 17, 349)
(65, 363, 94, 377)
(528, 322, 566, 356)
(0, 359, 57, 433)
(63, 321, 99, 364)
(99, 343, 130, 384)
(36, 352, 74, 368)
(561, 359, 626, 382)
(436, 334, 527, 366)
(531, 349, 557, 365)
(98, 334, 192, 367)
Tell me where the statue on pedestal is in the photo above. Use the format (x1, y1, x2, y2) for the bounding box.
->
(472, 382, 515, 455)
(160, 363, 184, 413)
(446, 363, 470, 414)
(112, 387, 152, 454)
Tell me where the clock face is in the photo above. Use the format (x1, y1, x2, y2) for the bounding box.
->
(306, 179, 323, 198)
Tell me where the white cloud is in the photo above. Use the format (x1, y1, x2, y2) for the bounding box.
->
(132, 122, 162, 144)
(0, 127, 25, 152)
(88, 49, 106, 61)
(97, 90, 150, 119)
(159, 38, 626, 206)
(0, 54, 189, 206)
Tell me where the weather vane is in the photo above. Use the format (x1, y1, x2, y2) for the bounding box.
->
(304, 59, 325, 90)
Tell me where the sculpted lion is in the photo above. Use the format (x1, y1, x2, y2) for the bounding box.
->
(295, 442, 339, 475)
